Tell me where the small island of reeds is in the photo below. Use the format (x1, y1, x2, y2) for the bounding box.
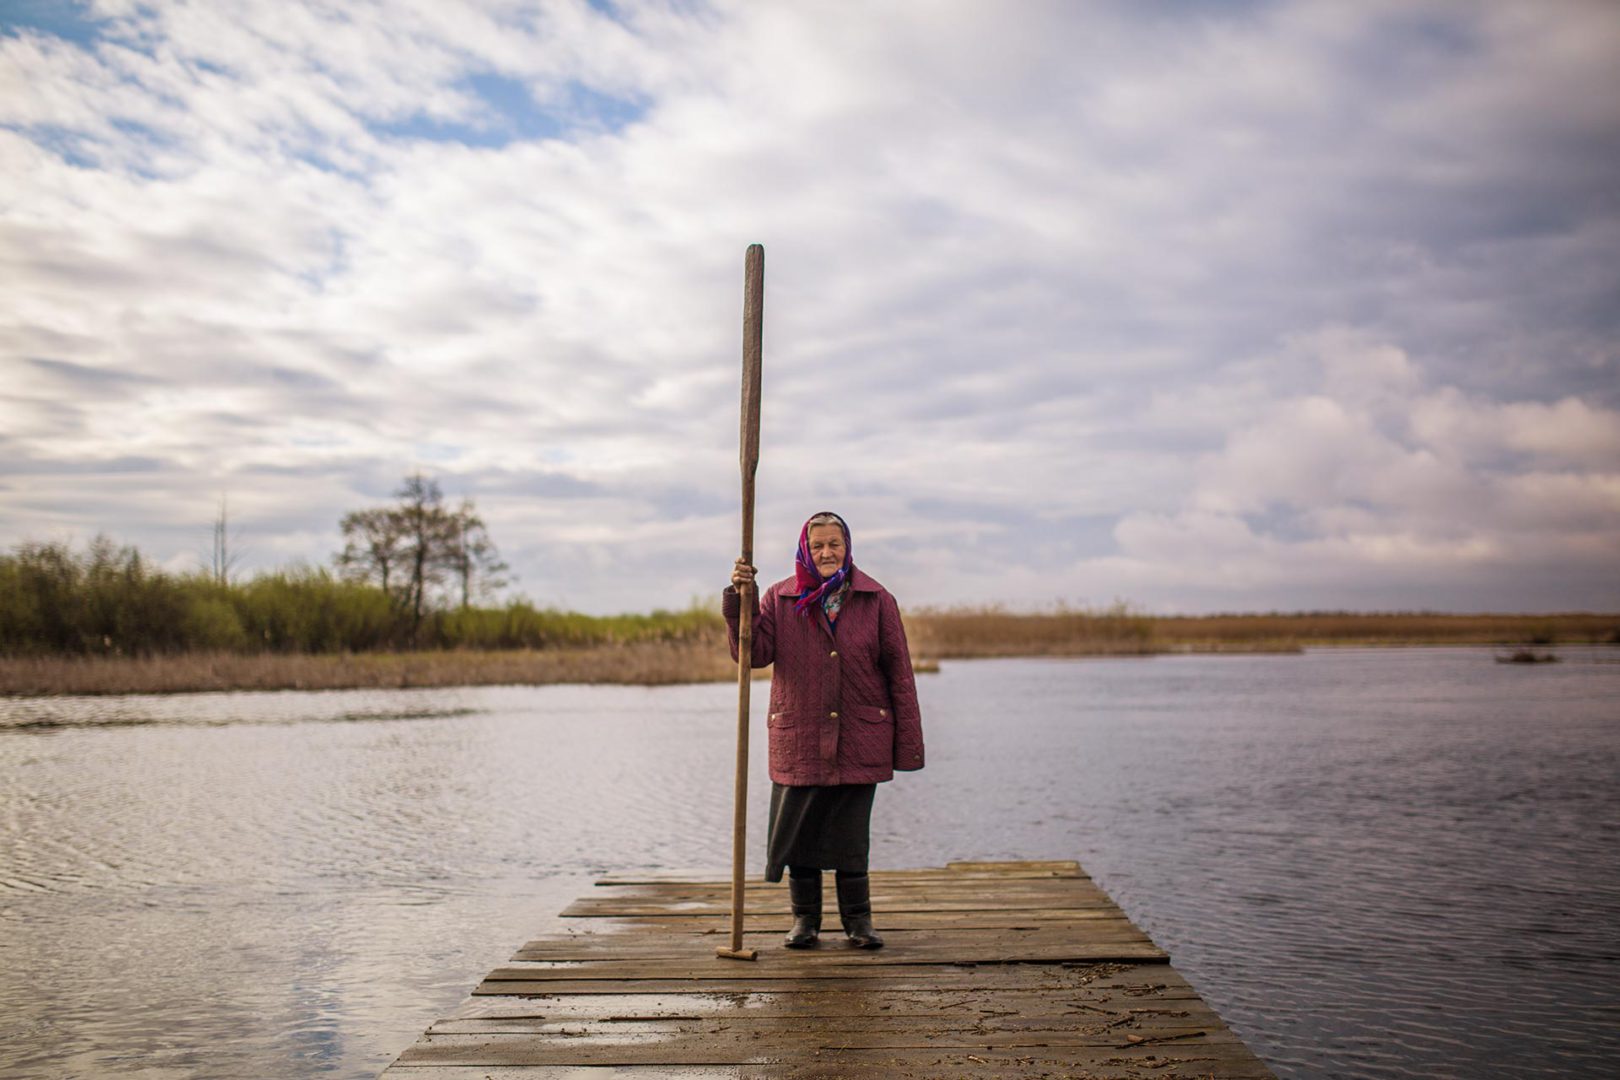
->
(1494, 648, 1561, 664)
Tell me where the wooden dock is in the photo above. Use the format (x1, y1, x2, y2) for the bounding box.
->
(381, 859, 1276, 1078)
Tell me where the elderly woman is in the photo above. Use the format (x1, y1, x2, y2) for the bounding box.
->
(725, 511, 925, 950)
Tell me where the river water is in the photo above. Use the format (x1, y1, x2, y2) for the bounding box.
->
(2, 647, 1617, 1078)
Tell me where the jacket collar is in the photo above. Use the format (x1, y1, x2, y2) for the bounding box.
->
(848, 567, 882, 592)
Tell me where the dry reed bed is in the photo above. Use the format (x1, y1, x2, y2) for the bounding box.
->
(0, 640, 742, 697)
(1147, 611, 1620, 645)
(2, 612, 1615, 696)
(906, 609, 1620, 657)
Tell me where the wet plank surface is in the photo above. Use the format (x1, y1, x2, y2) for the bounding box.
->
(381, 860, 1276, 1078)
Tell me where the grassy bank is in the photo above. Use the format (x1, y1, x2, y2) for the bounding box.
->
(0, 537, 717, 657)
(2, 610, 1614, 696)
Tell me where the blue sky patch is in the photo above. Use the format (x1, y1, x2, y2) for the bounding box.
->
(0, 0, 106, 45)
(373, 74, 644, 148)
(5, 122, 100, 168)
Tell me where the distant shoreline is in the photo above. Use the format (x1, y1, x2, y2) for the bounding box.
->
(2, 611, 1614, 697)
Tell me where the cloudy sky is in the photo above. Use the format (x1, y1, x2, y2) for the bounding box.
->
(3, 0, 1618, 614)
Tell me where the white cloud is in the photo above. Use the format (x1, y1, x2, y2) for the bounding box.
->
(1412, 389, 1620, 468)
(1085, 333, 1620, 611)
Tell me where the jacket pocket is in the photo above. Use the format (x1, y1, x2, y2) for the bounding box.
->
(766, 711, 797, 772)
(846, 705, 894, 767)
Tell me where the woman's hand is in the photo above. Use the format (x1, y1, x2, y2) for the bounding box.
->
(730, 559, 757, 590)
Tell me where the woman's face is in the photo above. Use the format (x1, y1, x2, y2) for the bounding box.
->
(806, 524, 847, 579)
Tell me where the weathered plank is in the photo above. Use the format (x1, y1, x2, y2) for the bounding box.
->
(593, 859, 1087, 885)
(443, 986, 1208, 1023)
(461, 961, 1193, 998)
(484, 945, 1171, 983)
(380, 861, 1274, 1078)
(947, 859, 1085, 872)
(428, 1008, 1223, 1036)
(397, 1029, 1254, 1065)
(571, 909, 1134, 932)
(513, 925, 1161, 958)
(388, 1060, 1275, 1079)
(586, 879, 1096, 895)
(561, 896, 1120, 917)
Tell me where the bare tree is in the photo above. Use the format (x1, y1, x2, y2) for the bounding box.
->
(337, 506, 407, 600)
(446, 498, 511, 608)
(202, 494, 247, 586)
(335, 474, 508, 635)
(393, 472, 459, 634)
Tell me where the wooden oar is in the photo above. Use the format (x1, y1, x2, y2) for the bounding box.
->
(718, 243, 764, 962)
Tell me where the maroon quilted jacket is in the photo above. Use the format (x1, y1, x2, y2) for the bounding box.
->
(723, 567, 925, 786)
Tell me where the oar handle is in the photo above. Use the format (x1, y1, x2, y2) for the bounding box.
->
(723, 243, 764, 961)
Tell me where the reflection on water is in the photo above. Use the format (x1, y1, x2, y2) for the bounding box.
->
(2, 648, 1618, 1078)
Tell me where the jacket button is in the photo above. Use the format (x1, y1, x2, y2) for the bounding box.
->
(829, 711, 838, 719)
(829, 650, 837, 657)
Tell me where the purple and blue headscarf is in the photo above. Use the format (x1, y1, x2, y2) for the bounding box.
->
(792, 511, 853, 618)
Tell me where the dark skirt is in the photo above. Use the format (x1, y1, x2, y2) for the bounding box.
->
(764, 782, 875, 882)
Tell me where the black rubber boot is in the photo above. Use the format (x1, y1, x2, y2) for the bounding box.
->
(784, 870, 821, 949)
(835, 870, 884, 949)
